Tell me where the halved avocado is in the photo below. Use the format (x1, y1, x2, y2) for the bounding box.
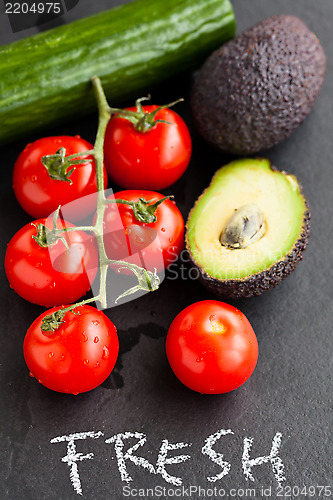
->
(186, 158, 310, 299)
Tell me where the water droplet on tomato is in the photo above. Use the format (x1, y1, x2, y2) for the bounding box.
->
(92, 320, 100, 326)
(161, 227, 166, 232)
(209, 314, 216, 322)
(136, 158, 140, 164)
(29, 372, 34, 378)
(48, 352, 54, 358)
(102, 347, 110, 360)
(30, 175, 37, 182)
(95, 361, 100, 368)
(94, 336, 99, 343)
(168, 237, 173, 243)
(83, 359, 89, 365)
(196, 357, 203, 363)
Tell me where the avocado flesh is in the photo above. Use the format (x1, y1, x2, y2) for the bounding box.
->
(186, 159, 310, 297)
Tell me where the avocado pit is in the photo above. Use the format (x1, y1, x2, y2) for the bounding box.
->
(220, 203, 266, 250)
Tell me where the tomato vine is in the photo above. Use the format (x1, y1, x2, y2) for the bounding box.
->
(38, 77, 161, 330)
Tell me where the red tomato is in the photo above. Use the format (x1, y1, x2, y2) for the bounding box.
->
(13, 135, 108, 221)
(5, 217, 98, 307)
(24, 305, 119, 394)
(102, 190, 184, 273)
(104, 105, 192, 190)
(166, 301, 258, 394)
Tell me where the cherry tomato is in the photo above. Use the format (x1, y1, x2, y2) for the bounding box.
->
(102, 190, 184, 273)
(166, 300, 258, 394)
(104, 105, 192, 190)
(5, 217, 98, 307)
(13, 135, 108, 221)
(23, 305, 119, 394)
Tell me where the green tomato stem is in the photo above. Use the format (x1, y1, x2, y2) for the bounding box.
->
(90, 76, 113, 310)
(64, 150, 95, 161)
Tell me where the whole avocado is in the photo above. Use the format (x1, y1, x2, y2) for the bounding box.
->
(191, 15, 326, 155)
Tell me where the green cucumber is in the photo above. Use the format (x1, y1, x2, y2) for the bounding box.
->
(0, 0, 235, 145)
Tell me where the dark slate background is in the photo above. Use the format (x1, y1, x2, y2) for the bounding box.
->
(1, 1, 332, 499)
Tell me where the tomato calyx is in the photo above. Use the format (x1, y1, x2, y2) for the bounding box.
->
(32, 221, 66, 249)
(41, 147, 94, 183)
(109, 96, 184, 133)
(41, 297, 97, 333)
(107, 195, 173, 223)
(32, 206, 70, 250)
(41, 308, 67, 333)
(110, 261, 160, 303)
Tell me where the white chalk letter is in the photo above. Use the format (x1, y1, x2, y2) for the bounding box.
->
(242, 432, 286, 484)
(105, 431, 155, 483)
(202, 429, 234, 482)
(50, 430, 103, 495)
(156, 439, 192, 486)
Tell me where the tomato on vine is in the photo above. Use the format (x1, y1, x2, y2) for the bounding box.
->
(5, 215, 98, 307)
(23, 305, 119, 394)
(13, 135, 108, 221)
(102, 190, 185, 273)
(104, 98, 192, 190)
(166, 300, 258, 394)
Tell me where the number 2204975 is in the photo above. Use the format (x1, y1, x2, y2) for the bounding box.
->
(276, 485, 332, 497)
(5, 2, 61, 14)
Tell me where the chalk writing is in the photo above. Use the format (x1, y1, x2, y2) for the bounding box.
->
(50, 431, 104, 495)
(202, 428, 234, 482)
(50, 428, 286, 496)
(156, 439, 192, 486)
(105, 432, 155, 482)
(242, 432, 285, 484)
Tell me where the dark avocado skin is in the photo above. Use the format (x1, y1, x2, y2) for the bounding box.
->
(191, 15, 326, 155)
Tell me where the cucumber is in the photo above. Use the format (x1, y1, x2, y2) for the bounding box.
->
(0, 0, 235, 145)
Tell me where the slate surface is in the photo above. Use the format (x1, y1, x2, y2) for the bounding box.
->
(0, 1, 332, 499)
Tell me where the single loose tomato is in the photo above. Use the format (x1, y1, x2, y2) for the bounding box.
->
(13, 135, 108, 221)
(5, 217, 98, 307)
(166, 300, 258, 394)
(104, 103, 192, 190)
(24, 305, 119, 394)
(102, 190, 184, 273)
